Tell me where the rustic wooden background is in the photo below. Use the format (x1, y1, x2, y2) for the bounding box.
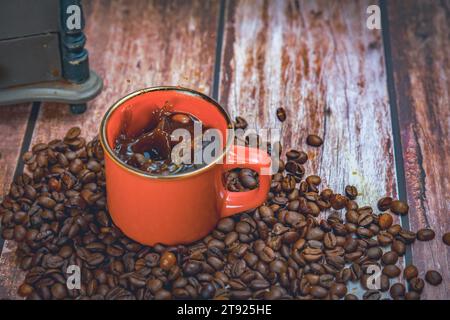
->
(0, 0, 448, 299)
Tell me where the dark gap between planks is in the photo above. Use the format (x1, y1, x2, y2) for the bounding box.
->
(379, 0, 412, 266)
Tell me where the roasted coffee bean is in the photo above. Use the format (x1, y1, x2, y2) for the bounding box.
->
(363, 290, 381, 300)
(306, 175, 321, 186)
(160, 251, 176, 271)
(391, 240, 406, 256)
(425, 270, 442, 286)
(183, 261, 202, 276)
(377, 197, 393, 212)
(51, 283, 67, 299)
(309, 285, 328, 299)
(398, 229, 416, 244)
(344, 185, 358, 200)
(344, 294, 358, 300)
(390, 200, 409, 215)
(378, 213, 393, 230)
(377, 231, 393, 246)
(405, 291, 421, 300)
(286, 150, 308, 164)
(403, 265, 418, 281)
(276, 108, 287, 122)
(366, 247, 383, 260)
(416, 228, 435, 241)
(330, 194, 347, 210)
(18, 283, 34, 297)
(323, 232, 337, 249)
(234, 116, 248, 129)
(380, 274, 390, 292)
(383, 265, 401, 278)
(306, 135, 323, 147)
(443, 232, 450, 246)
(381, 251, 398, 265)
(65, 127, 81, 140)
(408, 277, 425, 293)
(390, 283, 405, 300)
(358, 212, 373, 227)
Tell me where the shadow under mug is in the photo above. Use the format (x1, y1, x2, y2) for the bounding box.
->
(99, 86, 271, 246)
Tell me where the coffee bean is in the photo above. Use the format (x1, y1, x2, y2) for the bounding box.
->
(323, 232, 337, 249)
(390, 200, 409, 215)
(381, 251, 398, 265)
(416, 228, 435, 241)
(405, 291, 421, 300)
(403, 265, 418, 281)
(366, 247, 383, 260)
(330, 283, 347, 298)
(380, 274, 390, 292)
(183, 261, 202, 276)
(306, 175, 321, 186)
(310, 285, 328, 299)
(154, 289, 172, 300)
(160, 251, 176, 271)
(345, 185, 358, 200)
(363, 290, 381, 300)
(378, 213, 393, 230)
(274, 107, 287, 122)
(425, 270, 442, 286)
(217, 218, 235, 233)
(18, 283, 34, 297)
(391, 240, 406, 256)
(358, 212, 373, 227)
(286, 150, 308, 164)
(377, 197, 392, 212)
(235, 221, 251, 234)
(390, 283, 405, 300)
(383, 265, 401, 278)
(398, 229, 416, 244)
(330, 194, 347, 210)
(344, 294, 358, 300)
(408, 277, 425, 293)
(306, 135, 323, 147)
(443, 232, 450, 246)
(51, 283, 67, 299)
(234, 116, 248, 129)
(65, 127, 81, 140)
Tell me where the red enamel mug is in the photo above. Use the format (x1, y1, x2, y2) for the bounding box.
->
(100, 86, 271, 246)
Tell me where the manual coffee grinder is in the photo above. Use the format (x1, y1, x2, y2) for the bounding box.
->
(0, 0, 102, 114)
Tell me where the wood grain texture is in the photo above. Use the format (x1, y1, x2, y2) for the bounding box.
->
(0, 0, 220, 299)
(219, 0, 400, 296)
(386, 0, 450, 300)
(0, 105, 30, 299)
(0, 105, 31, 197)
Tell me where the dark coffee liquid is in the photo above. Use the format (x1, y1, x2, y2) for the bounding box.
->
(114, 105, 211, 175)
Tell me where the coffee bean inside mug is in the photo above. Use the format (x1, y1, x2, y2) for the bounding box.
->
(114, 103, 212, 175)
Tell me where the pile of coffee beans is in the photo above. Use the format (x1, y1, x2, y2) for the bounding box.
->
(0, 120, 446, 300)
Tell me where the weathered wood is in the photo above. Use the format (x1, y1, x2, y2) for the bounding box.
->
(219, 0, 400, 296)
(386, 0, 450, 300)
(0, 104, 31, 299)
(0, 105, 31, 196)
(0, 0, 220, 299)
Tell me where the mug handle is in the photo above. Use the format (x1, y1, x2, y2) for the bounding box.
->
(217, 145, 272, 218)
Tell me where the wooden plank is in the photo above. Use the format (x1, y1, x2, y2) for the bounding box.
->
(0, 104, 31, 299)
(0, 105, 31, 197)
(219, 0, 400, 297)
(0, 0, 220, 299)
(386, 0, 450, 300)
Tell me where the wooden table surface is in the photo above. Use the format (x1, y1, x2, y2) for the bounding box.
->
(0, 0, 448, 299)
